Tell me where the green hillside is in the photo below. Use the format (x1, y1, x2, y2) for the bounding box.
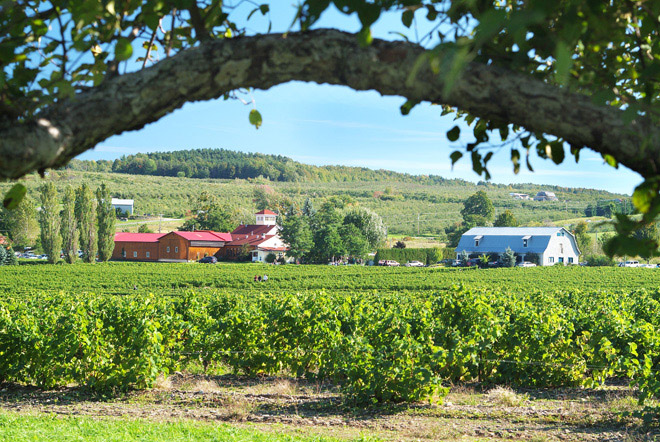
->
(2, 164, 627, 237)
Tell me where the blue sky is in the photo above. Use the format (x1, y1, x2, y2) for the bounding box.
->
(79, 2, 640, 195)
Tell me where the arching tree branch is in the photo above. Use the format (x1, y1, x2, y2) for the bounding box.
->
(0, 29, 657, 180)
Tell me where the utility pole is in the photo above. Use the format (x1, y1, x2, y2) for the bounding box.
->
(417, 213, 420, 236)
(158, 214, 163, 233)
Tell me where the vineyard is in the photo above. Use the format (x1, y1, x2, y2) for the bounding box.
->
(1, 263, 659, 415)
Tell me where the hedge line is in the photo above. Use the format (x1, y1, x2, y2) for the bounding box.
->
(374, 247, 454, 265)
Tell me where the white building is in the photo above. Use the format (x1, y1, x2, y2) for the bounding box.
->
(456, 227, 580, 266)
(509, 192, 530, 200)
(111, 198, 134, 215)
(533, 191, 558, 201)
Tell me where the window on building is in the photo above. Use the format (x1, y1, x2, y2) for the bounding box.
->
(559, 257, 564, 263)
(549, 257, 554, 263)
(175, 246, 178, 253)
(146, 252, 150, 258)
(523, 239, 528, 247)
(475, 239, 480, 247)
(167, 246, 170, 253)
(560, 244, 564, 254)
(133, 251, 137, 258)
(568, 257, 573, 263)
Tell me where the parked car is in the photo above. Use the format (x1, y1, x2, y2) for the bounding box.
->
(198, 256, 217, 264)
(618, 260, 640, 267)
(38, 254, 48, 260)
(516, 261, 537, 267)
(383, 260, 400, 267)
(405, 260, 425, 267)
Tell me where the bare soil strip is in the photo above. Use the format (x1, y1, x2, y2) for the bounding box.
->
(1, 374, 658, 441)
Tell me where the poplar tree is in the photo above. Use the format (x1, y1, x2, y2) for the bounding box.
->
(60, 185, 78, 264)
(96, 184, 116, 262)
(75, 183, 97, 263)
(38, 183, 61, 264)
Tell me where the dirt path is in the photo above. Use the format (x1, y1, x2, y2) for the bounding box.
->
(1, 374, 657, 441)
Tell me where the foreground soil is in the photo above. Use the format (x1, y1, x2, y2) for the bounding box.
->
(1, 374, 658, 441)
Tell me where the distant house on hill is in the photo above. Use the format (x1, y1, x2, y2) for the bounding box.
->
(509, 192, 530, 200)
(456, 227, 580, 265)
(533, 191, 558, 201)
(111, 198, 134, 215)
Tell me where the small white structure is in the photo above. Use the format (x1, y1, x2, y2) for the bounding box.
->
(255, 209, 277, 225)
(509, 193, 530, 200)
(456, 227, 580, 266)
(533, 191, 558, 201)
(111, 198, 134, 215)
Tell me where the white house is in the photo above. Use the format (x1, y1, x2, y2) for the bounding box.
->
(456, 227, 580, 266)
(533, 191, 558, 201)
(111, 198, 134, 215)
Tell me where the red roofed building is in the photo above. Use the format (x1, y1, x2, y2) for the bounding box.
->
(112, 230, 232, 262)
(112, 232, 166, 261)
(111, 210, 287, 262)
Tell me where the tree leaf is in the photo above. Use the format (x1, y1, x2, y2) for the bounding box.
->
(400, 99, 418, 115)
(447, 126, 460, 142)
(602, 154, 618, 168)
(357, 27, 372, 47)
(450, 151, 462, 168)
(3, 183, 27, 210)
(511, 149, 520, 174)
(549, 141, 565, 165)
(114, 38, 133, 61)
(249, 109, 263, 129)
(555, 41, 573, 85)
(402, 10, 414, 28)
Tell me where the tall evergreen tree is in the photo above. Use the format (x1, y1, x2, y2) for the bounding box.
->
(38, 183, 62, 264)
(3, 244, 17, 265)
(60, 185, 79, 264)
(96, 183, 116, 262)
(76, 183, 97, 263)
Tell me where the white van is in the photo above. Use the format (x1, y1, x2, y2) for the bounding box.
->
(619, 260, 640, 267)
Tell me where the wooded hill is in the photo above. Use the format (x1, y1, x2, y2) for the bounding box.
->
(66, 149, 626, 198)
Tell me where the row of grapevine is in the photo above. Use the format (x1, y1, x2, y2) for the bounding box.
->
(1, 288, 659, 411)
(2, 263, 660, 297)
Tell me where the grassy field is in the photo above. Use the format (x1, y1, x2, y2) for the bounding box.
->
(0, 411, 366, 442)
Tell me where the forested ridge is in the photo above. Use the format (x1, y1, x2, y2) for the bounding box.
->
(67, 149, 624, 198)
(68, 148, 461, 183)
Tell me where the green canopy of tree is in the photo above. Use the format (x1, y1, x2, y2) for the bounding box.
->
(2, 1, 660, 256)
(461, 191, 494, 228)
(493, 210, 518, 227)
(181, 192, 235, 232)
(38, 182, 61, 264)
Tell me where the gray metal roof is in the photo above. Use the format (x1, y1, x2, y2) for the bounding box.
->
(456, 227, 568, 255)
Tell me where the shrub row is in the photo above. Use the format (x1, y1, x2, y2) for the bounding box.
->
(1, 288, 659, 411)
(374, 247, 454, 265)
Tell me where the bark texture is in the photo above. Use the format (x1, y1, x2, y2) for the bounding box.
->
(0, 29, 657, 179)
